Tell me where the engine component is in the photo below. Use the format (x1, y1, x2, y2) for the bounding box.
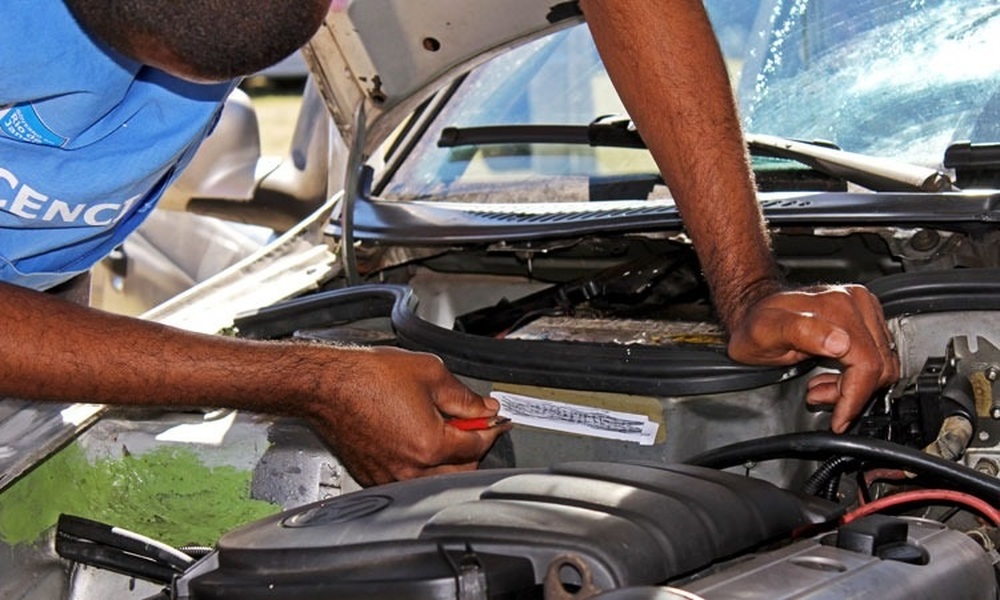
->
(671, 516, 996, 600)
(173, 462, 838, 600)
(169, 460, 999, 600)
(859, 336, 977, 453)
(685, 432, 1000, 503)
(453, 250, 704, 337)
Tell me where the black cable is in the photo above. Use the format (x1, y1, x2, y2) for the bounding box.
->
(685, 432, 1000, 503)
(57, 514, 193, 571)
(934, 506, 963, 523)
(55, 539, 176, 585)
(802, 455, 857, 498)
(822, 472, 841, 501)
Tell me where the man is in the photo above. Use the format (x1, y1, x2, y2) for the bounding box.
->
(2, 0, 503, 488)
(0, 0, 896, 487)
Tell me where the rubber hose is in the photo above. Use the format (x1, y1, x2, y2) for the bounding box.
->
(685, 432, 1000, 503)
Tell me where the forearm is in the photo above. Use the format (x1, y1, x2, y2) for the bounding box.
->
(0, 281, 507, 484)
(583, 0, 898, 429)
(0, 281, 330, 414)
(582, 0, 781, 331)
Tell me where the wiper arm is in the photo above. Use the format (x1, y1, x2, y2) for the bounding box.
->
(747, 133, 953, 193)
(438, 117, 954, 193)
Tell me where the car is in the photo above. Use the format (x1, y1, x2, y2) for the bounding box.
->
(254, 50, 309, 83)
(2, 0, 998, 598)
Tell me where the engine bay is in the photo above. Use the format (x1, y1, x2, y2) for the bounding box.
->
(22, 227, 1000, 599)
(111, 224, 997, 599)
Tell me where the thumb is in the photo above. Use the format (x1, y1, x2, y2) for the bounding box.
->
(775, 312, 852, 362)
(822, 328, 851, 358)
(436, 384, 499, 418)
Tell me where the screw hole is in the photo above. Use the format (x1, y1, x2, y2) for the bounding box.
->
(557, 562, 583, 593)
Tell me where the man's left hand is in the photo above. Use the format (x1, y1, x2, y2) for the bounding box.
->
(726, 284, 900, 433)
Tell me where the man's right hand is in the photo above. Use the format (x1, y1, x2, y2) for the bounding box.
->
(305, 346, 509, 487)
(0, 282, 506, 489)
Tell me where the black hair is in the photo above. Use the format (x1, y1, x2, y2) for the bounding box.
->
(63, 0, 329, 80)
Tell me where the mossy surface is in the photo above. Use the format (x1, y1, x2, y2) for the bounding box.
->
(0, 443, 279, 547)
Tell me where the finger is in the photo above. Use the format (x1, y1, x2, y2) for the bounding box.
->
(851, 287, 899, 386)
(728, 308, 815, 365)
(824, 302, 886, 431)
(438, 422, 510, 465)
(403, 460, 483, 480)
(828, 359, 885, 432)
(805, 375, 840, 405)
(806, 383, 840, 406)
(357, 424, 508, 486)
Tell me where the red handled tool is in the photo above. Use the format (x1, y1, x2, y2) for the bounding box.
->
(447, 416, 512, 431)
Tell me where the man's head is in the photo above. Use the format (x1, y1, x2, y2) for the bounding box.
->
(64, 0, 331, 82)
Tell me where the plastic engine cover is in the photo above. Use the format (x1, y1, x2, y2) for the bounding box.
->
(176, 462, 835, 599)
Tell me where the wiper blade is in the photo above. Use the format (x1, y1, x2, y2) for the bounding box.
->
(438, 117, 954, 193)
(438, 116, 644, 149)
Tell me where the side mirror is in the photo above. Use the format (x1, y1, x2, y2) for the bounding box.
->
(157, 88, 266, 212)
(180, 81, 335, 233)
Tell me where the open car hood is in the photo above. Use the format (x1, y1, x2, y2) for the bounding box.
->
(303, 0, 584, 153)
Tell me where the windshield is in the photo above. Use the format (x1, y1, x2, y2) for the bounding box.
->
(382, 0, 1000, 200)
(741, 0, 1000, 169)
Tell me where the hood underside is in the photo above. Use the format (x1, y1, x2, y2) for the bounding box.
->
(303, 0, 584, 152)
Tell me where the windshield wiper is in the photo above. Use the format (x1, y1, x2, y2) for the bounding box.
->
(747, 133, 953, 193)
(438, 116, 645, 149)
(438, 117, 954, 193)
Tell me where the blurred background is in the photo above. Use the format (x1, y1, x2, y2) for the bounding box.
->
(89, 59, 309, 317)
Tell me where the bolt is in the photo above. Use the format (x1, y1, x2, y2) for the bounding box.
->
(987, 367, 999, 382)
(978, 430, 991, 442)
(909, 229, 940, 252)
(975, 459, 999, 478)
(992, 406, 1000, 420)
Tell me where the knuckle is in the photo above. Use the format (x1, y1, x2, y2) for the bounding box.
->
(393, 465, 423, 482)
(410, 437, 439, 461)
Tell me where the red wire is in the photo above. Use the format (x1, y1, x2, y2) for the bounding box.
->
(841, 489, 1000, 527)
(858, 468, 908, 505)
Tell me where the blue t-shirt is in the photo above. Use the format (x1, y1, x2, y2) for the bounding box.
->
(0, 0, 236, 290)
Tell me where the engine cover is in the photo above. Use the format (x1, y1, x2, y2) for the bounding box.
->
(174, 462, 836, 599)
(174, 462, 996, 599)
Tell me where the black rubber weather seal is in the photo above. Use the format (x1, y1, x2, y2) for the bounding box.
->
(869, 268, 1000, 317)
(234, 285, 800, 397)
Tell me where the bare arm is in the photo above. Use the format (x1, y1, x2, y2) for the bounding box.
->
(582, 0, 778, 323)
(581, 0, 898, 431)
(0, 282, 505, 486)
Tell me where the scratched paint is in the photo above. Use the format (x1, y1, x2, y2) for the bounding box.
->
(0, 443, 278, 547)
